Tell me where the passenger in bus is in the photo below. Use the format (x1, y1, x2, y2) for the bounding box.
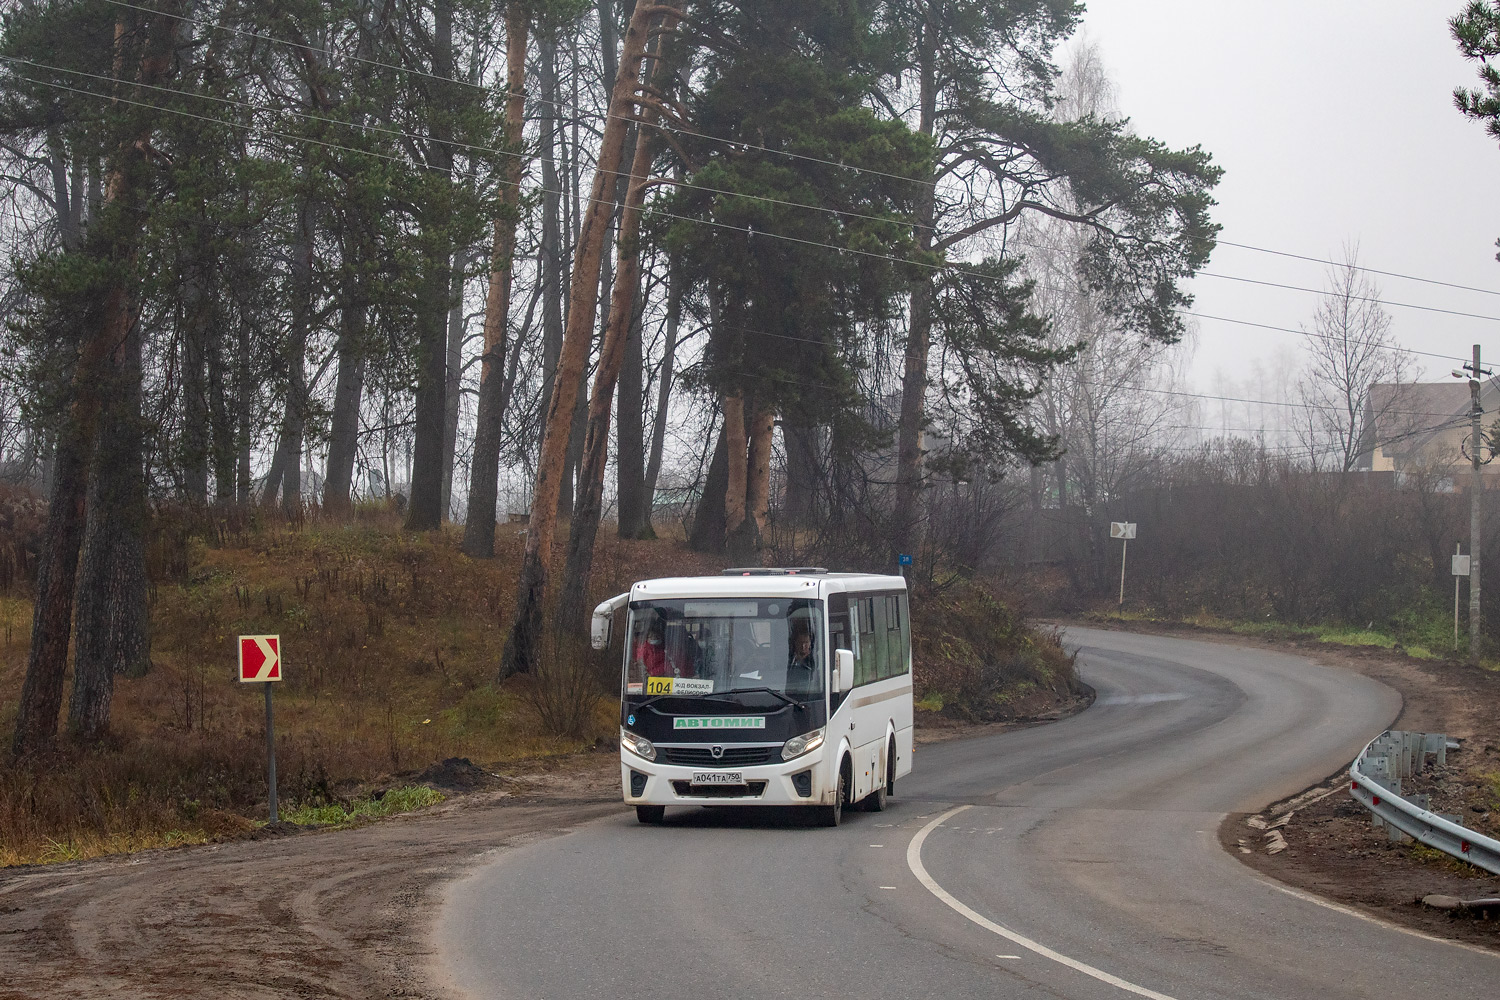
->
(632, 618, 679, 677)
(632, 618, 698, 678)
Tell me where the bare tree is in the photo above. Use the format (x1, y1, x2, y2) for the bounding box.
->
(1026, 45, 1195, 516)
(1295, 245, 1412, 471)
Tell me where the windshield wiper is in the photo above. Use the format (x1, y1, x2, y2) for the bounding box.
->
(633, 692, 740, 713)
(719, 686, 806, 710)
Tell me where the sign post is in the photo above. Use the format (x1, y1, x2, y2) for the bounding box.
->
(1453, 546, 1472, 651)
(239, 635, 283, 823)
(1110, 523, 1137, 606)
(898, 553, 912, 578)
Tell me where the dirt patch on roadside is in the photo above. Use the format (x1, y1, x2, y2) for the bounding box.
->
(1073, 619, 1500, 949)
(0, 687, 1097, 1000)
(0, 751, 622, 1000)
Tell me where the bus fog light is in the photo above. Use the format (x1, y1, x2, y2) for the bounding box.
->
(782, 728, 825, 761)
(621, 729, 655, 761)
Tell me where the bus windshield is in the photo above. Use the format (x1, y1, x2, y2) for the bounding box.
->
(624, 598, 825, 702)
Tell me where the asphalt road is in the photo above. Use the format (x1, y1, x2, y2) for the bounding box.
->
(436, 627, 1500, 1000)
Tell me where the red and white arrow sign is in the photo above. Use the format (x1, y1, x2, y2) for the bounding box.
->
(239, 635, 282, 682)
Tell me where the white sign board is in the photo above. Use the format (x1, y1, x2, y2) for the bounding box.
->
(1110, 522, 1137, 540)
(1453, 554, 1472, 577)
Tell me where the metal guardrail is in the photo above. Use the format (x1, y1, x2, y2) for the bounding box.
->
(1349, 729, 1500, 876)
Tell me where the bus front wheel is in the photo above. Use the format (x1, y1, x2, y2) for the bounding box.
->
(819, 765, 848, 827)
(636, 805, 665, 825)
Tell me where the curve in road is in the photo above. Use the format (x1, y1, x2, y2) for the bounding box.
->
(436, 627, 1499, 1000)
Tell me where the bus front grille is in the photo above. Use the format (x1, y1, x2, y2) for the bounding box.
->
(661, 746, 776, 767)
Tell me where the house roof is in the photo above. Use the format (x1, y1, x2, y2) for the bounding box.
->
(1361, 380, 1500, 462)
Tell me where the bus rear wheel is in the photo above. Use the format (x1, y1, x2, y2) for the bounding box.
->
(636, 805, 665, 825)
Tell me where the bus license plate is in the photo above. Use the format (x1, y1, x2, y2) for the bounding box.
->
(691, 771, 743, 785)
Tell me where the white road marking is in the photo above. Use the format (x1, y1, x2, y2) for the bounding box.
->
(1255, 879, 1500, 958)
(907, 805, 1182, 1000)
(880, 886, 898, 890)
(870, 844, 884, 847)
(997, 954, 1022, 960)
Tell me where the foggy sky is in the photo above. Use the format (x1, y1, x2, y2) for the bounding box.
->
(1080, 1, 1500, 415)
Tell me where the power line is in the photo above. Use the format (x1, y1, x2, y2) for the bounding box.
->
(92, 0, 1500, 304)
(20, 43, 1500, 337)
(1214, 239, 1500, 299)
(14, 66, 1475, 417)
(717, 324, 1480, 422)
(2, 64, 1488, 382)
(1195, 270, 1500, 324)
(6, 77, 1463, 455)
(1182, 311, 1469, 364)
(99, 0, 934, 190)
(1, 53, 928, 226)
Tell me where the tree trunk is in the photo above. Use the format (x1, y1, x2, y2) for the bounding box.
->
(181, 266, 210, 503)
(405, 0, 457, 532)
(13, 387, 95, 758)
(463, 4, 530, 557)
(536, 38, 564, 461)
(616, 292, 649, 538)
(12, 4, 184, 758)
(69, 318, 150, 741)
(268, 199, 315, 511)
(560, 100, 663, 629)
(723, 391, 747, 538)
(560, 364, 587, 519)
(440, 254, 468, 520)
(688, 426, 728, 553)
(892, 15, 938, 558)
(323, 292, 367, 515)
(642, 257, 681, 520)
(235, 319, 252, 504)
(207, 313, 235, 502)
(500, 1, 678, 679)
(782, 415, 820, 524)
(729, 400, 773, 564)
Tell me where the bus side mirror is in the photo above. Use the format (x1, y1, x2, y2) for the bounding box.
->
(590, 613, 611, 650)
(591, 592, 629, 650)
(834, 649, 854, 694)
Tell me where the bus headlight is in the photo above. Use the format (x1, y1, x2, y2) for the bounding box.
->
(621, 728, 656, 761)
(782, 727, 825, 761)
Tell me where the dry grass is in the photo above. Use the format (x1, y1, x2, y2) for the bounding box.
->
(0, 503, 722, 866)
(0, 504, 1064, 865)
(912, 576, 1080, 722)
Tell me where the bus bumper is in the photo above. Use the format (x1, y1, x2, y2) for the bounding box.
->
(620, 754, 829, 806)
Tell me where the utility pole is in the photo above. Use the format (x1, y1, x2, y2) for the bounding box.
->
(1468, 345, 1487, 662)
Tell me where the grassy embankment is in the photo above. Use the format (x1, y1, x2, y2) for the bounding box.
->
(1085, 603, 1493, 665)
(0, 504, 1075, 865)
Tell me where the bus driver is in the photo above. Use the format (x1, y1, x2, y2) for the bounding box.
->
(786, 624, 820, 699)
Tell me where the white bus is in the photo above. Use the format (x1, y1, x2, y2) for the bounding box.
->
(591, 568, 914, 826)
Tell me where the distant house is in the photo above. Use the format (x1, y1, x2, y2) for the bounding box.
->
(1356, 380, 1500, 478)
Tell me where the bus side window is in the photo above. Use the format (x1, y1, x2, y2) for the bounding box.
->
(855, 595, 878, 686)
(898, 593, 911, 675)
(828, 593, 851, 658)
(883, 594, 903, 679)
(877, 596, 891, 679)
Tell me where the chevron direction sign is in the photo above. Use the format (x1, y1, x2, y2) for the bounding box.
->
(238, 635, 282, 683)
